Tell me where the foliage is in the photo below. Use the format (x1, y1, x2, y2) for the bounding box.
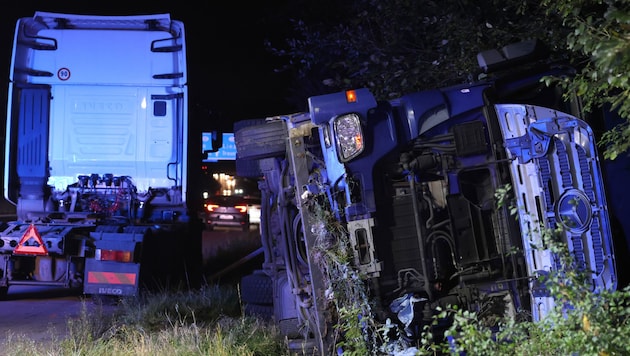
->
(539, 0, 630, 160)
(440, 231, 630, 355)
(270, 0, 630, 157)
(437, 183, 630, 355)
(494, 184, 519, 217)
(268, 0, 569, 103)
(307, 194, 385, 355)
(113, 284, 242, 331)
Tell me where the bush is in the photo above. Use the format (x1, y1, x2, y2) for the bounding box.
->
(439, 229, 630, 355)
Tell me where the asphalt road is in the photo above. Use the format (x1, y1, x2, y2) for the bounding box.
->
(0, 285, 113, 346)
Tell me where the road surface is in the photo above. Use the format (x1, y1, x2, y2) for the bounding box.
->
(0, 285, 115, 345)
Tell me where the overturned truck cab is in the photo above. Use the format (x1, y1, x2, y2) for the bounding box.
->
(235, 40, 618, 354)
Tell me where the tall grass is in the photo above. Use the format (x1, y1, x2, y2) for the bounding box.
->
(0, 284, 287, 356)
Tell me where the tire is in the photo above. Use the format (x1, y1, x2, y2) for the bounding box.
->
(240, 272, 273, 305)
(235, 159, 261, 178)
(243, 303, 274, 319)
(280, 317, 303, 339)
(234, 119, 287, 160)
(233, 118, 265, 131)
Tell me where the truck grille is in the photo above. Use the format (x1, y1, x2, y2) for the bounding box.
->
(495, 103, 616, 320)
(538, 138, 606, 275)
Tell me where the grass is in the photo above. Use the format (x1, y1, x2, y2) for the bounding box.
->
(0, 229, 286, 356)
(4, 254, 630, 356)
(5, 219, 629, 355)
(0, 284, 288, 356)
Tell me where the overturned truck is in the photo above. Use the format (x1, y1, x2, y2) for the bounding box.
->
(235, 40, 618, 354)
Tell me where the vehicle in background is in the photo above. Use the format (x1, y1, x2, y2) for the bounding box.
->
(0, 12, 217, 300)
(243, 196, 261, 225)
(204, 195, 250, 231)
(234, 40, 618, 355)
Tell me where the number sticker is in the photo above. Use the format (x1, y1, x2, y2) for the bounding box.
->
(57, 67, 71, 81)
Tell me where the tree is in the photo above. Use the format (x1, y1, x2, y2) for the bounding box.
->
(269, 0, 569, 101)
(269, 0, 630, 159)
(540, 0, 630, 160)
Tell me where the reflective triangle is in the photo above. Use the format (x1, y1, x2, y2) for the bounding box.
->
(13, 224, 48, 255)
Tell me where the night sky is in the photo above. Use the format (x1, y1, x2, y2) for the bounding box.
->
(0, 1, 297, 133)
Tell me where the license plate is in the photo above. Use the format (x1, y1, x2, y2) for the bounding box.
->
(219, 215, 234, 220)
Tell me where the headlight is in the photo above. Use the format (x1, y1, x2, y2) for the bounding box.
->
(334, 113, 364, 162)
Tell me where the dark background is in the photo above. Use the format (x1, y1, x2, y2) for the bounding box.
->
(0, 1, 298, 133)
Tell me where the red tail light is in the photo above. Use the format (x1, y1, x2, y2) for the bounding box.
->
(97, 249, 132, 262)
(235, 205, 247, 213)
(206, 204, 219, 212)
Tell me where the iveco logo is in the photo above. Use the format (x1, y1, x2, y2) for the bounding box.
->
(555, 189, 592, 233)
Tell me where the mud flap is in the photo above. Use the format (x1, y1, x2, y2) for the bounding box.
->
(33, 256, 68, 282)
(0, 255, 8, 299)
(83, 259, 140, 297)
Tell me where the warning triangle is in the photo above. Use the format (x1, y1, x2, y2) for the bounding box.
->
(13, 224, 48, 256)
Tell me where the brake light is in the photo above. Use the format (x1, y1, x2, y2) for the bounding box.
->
(235, 205, 247, 213)
(96, 249, 132, 262)
(206, 204, 219, 212)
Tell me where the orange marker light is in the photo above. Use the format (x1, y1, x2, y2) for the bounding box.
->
(354, 134, 363, 148)
(346, 90, 357, 103)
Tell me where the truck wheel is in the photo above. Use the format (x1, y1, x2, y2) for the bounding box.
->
(243, 303, 273, 320)
(280, 318, 304, 339)
(235, 159, 261, 178)
(240, 272, 273, 305)
(234, 119, 287, 160)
